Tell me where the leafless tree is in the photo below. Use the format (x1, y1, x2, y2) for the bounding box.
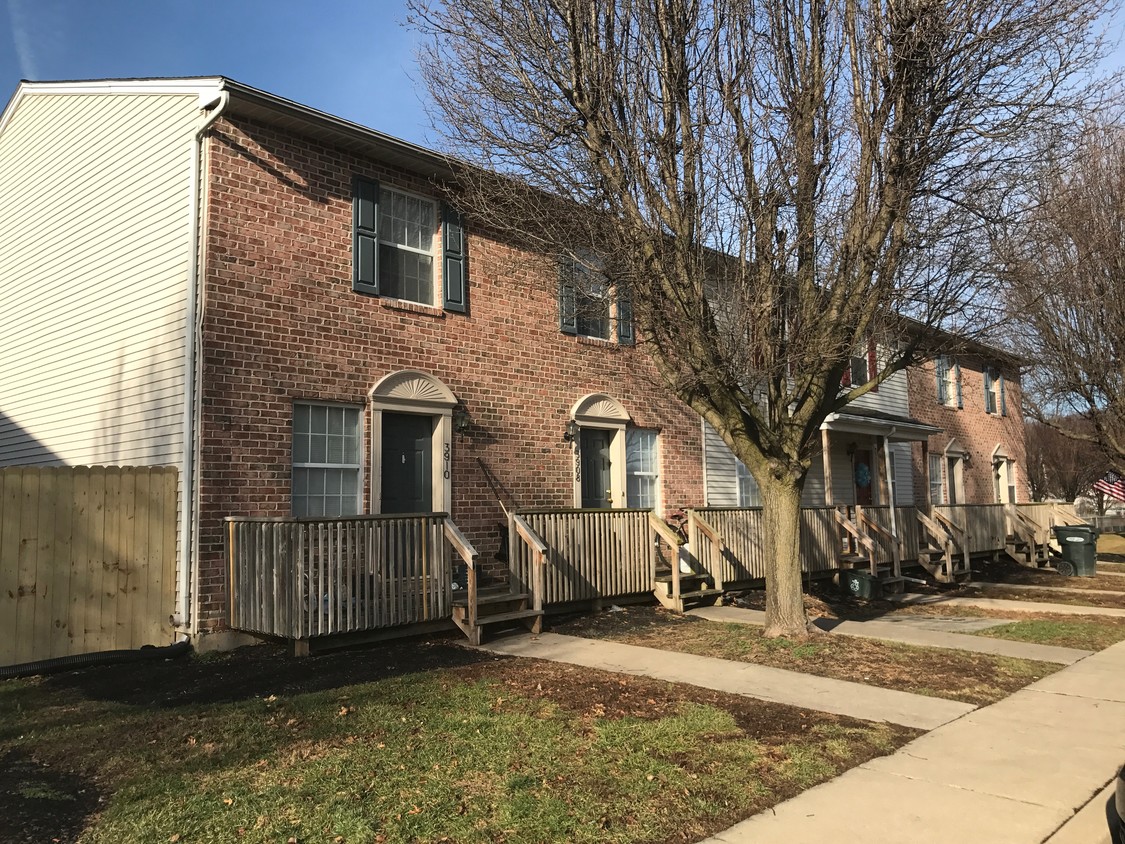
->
(1025, 418, 1108, 502)
(409, 0, 1107, 637)
(1003, 120, 1125, 475)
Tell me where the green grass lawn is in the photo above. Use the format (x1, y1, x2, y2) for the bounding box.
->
(0, 641, 914, 844)
(974, 618, 1125, 651)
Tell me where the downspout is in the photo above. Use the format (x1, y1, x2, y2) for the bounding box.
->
(176, 88, 229, 642)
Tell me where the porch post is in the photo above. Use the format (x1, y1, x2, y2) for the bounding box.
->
(821, 428, 834, 506)
(920, 441, 931, 510)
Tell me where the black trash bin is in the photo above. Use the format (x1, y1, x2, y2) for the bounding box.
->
(1053, 525, 1099, 577)
(840, 569, 881, 599)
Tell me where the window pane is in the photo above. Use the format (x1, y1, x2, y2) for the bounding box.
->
(293, 403, 362, 516)
(736, 461, 761, 507)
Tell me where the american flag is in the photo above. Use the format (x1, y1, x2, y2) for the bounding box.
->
(1094, 471, 1125, 502)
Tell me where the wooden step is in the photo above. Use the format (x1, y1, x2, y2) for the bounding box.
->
(678, 588, 723, 601)
(474, 609, 544, 626)
(654, 572, 709, 584)
(452, 591, 529, 608)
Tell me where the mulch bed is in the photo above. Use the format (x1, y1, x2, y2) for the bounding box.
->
(970, 557, 1125, 593)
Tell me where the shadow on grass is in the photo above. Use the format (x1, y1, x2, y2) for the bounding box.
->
(35, 637, 507, 710)
(0, 749, 99, 844)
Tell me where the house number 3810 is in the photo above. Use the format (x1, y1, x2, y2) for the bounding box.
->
(443, 442, 451, 480)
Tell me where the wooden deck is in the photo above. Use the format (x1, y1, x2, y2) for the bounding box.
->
(226, 502, 1085, 646)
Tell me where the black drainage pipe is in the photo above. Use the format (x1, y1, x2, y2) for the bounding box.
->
(0, 640, 193, 681)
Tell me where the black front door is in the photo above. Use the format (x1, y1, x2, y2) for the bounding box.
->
(381, 413, 433, 513)
(580, 428, 613, 508)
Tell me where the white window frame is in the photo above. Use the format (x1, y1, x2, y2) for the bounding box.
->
(626, 428, 660, 510)
(736, 460, 761, 506)
(379, 185, 438, 306)
(292, 402, 364, 517)
(928, 452, 945, 504)
(937, 357, 961, 408)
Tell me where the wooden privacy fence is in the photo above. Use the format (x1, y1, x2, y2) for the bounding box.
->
(227, 513, 453, 639)
(509, 509, 653, 604)
(0, 466, 178, 667)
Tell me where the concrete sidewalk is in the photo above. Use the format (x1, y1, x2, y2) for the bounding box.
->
(889, 592, 1125, 618)
(690, 605, 1093, 665)
(703, 639, 1125, 844)
(480, 632, 974, 729)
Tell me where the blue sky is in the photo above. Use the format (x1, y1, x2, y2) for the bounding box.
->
(1, 0, 434, 145)
(3, 0, 1123, 152)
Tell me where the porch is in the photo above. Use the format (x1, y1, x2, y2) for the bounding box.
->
(226, 501, 1084, 649)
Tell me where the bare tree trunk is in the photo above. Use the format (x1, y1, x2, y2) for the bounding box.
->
(760, 474, 809, 638)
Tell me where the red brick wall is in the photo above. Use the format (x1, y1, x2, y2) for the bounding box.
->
(908, 356, 1028, 505)
(195, 116, 704, 630)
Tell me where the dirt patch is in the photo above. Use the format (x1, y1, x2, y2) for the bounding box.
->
(970, 557, 1125, 592)
(968, 584, 1125, 608)
(554, 605, 1056, 706)
(454, 657, 893, 745)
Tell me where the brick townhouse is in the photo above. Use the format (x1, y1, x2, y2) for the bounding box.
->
(0, 77, 1027, 645)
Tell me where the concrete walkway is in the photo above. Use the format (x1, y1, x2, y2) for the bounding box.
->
(480, 632, 974, 729)
(690, 605, 1093, 665)
(703, 639, 1125, 844)
(889, 592, 1125, 618)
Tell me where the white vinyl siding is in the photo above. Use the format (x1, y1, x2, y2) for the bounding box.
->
(844, 366, 911, 417)
(0, 91, 201, 467)
(702, 421, 760, 506)
(803, 442, 915, 506)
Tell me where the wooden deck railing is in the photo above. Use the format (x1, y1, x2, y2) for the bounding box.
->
(933, 504, 1007, 553)
(509, 509, 653, 604)
(687, 507, 839, 584)
(227, 513, 458, 639)
(649, 512, 686, 604)
(510, 513, 548, 620)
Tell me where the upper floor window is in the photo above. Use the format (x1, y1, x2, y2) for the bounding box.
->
(935, 356, 962, 408)
(983, 367, 1007, 416)
(293, 403, 362, 517)
(626, 428, 658, 509)
(559, 257, 634, 344)
(353, 177, 468, 313)
(840, 339, 877, 392)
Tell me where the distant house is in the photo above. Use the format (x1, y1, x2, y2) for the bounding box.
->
(0, 78, 1032, 651)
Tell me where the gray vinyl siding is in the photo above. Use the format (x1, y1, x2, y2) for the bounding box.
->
(703, 421, 741, 506)
(706, 419, 915, 508)
(847, 354, 910, 416)
(0, 91, 201, 467)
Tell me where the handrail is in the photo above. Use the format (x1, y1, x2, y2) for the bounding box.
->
(689, 511, 726, 591)
(649, 512, 685, 604)
(933, 509, 966, 535)
(858, 510, 904, 575)
(444, 518, 479, 631)
(834, 506, 877, 573)
(648, 512, 685, 549)
(917, 510, 956, 578)
(511, 513, 548, 617)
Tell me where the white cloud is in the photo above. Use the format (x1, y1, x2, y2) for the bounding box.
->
(7, 0, 38, 79)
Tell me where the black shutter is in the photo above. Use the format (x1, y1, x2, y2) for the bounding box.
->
(616, 284, 634, 345)
(999, 372, 1007, 416)
(559, 261, 577, 334)
(442, 203, 468, 313)
(353, 177, 379, 295)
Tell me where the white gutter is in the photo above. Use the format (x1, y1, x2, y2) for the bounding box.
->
(176, 87, 229, 641)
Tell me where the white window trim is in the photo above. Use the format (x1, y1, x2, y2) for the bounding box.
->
(292, 401, 364, 517)
(626, 428, 661, 510)
(379, 185, 440, 307)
